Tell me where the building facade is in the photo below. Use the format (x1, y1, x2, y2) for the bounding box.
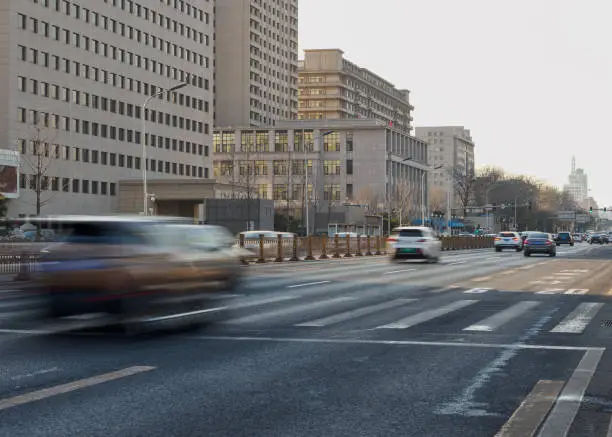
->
(563, 156, 588, 204)
(215, 0, 298, 127)
(298, 49, 414, 134)
(1, 0, 214, 217)
(415, 126, 475, 212)
(213, 119, 429, 233)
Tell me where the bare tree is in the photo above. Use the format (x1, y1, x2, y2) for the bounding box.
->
(19, 124, 64, 217)
(428, 186, 446, 215)
(449, 166, 476, 217)
(394, 181, 415, 226)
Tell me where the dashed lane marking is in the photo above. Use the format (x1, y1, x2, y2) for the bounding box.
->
(472, 276, 492, 282)
(0, 366, 155, 412)
(463, 288, 491, 294)
(287, 281, 331, 288)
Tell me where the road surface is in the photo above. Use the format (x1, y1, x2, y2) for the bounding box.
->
(1, 243, 612, 436)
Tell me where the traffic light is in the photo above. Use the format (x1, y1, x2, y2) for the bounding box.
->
(605, 207, 607, 212)
(589, 206, 593, 213)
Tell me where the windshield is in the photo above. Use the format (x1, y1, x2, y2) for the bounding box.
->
(529, 233, 549, 239)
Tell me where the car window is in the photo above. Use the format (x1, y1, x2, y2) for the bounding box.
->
(62, 222, 146, 245)
(529, 232, 549, 239)
(500, 232, 515, 237)
(398, 229, 423, 237)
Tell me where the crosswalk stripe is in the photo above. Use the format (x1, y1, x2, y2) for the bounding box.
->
(550, 302, 604, 333)
(463, 301, 540, 332)
(296, 298, 417, 327)
(376, 300, 478, 329)
(223, 296, 355, 325)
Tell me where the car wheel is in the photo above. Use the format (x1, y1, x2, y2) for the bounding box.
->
(550, 251, 556, 257)
(495, 247, 501, 252)
(428, 256, 439, 264)
(523, 251, 530, 257)
(515, 246, 522, 252)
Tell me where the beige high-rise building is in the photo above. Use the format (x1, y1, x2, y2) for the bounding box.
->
(1, 0, 214, 217)
(415, 126, 476, 212)
(215, 0, 299, 128)
(298, 49, 414, 133)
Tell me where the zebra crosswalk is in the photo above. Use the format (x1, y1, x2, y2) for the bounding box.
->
(214, 290, 610, 339)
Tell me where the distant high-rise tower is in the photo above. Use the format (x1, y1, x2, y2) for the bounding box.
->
(564, 157, 588, 203)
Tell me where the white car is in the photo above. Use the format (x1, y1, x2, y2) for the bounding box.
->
(387, 226, 442, 263)
(494, 231, 523, 252)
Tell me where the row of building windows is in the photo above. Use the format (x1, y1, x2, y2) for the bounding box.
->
(213, 131, 343, 153)
(214, 159, 318, 178)
(17, 76, 209, 137)
(17, 108, 209, 160)
(16, 21, 210, 89)
(262, 184, 341, 201)
(18, 139, 208, 178)
(20, 173, 117, 196)
(17, 44, 208, 113)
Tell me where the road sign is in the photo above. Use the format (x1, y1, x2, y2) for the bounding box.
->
(575, 214, 589, 223)
(556, 211, 575, 221)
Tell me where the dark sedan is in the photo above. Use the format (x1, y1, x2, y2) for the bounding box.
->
(524, 232, 556, 257)
(590, 234, 605, 244)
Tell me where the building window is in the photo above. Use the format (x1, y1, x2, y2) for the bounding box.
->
(323, 184, 341, 201)
(255, 131, 269, 152)
(323, 132, 340, 152)
(273, 184, 288, 200)
(273, 160, 288, 176)
(240, 131, 256, 152)
(346, 132, 354, 152)
(274, 131, 288, 152)
(323, 160, 341, 175)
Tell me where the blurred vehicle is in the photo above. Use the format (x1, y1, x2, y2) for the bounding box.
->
(387, 226, 441, 263)
(554, 232, 574, 246)
(602, 233, 610, 244)
(572, 233, 581, 242)
(523, 232, 556, 257)
(32, 215, 243, 331)
(494, 231, 523, 252)
(457, 232, 475, 237)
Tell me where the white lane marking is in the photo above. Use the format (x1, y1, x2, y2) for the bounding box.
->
(10, 367, 60, 381)
(383, 268, 416, 275)
(296, 298, 417, 327)
(550, 302, 604, 333)
(189, 334, 602, 352)
(556, 272, 579, 276)
(564, 289, 589, 295)
(377, 300, 478, 329)
(230, 294, 303, 310)
(537, 349, 604, 437)
(463, 288, 491, 294)
(472, 276, 492, 282)
(494, 380, 565, 437)
(562, 269, 589, 273)
(464, 301, 540, 332)
(287, 281, 331, 288)
(446, 261, 467, 266)
(536, 289, 564, 295)
(224, 296, 355, 325)
(0, 366, 155, 412)
(501, 270, 517, 275)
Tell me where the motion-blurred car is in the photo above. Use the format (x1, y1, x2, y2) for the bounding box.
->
(523, 232, 556, 257)
(554, 232, 574, 246)
(494, 231, 523, 252)
(387, 226, 442, 263)
(32, 216, 245, 331)
(589, 233, 605, 244)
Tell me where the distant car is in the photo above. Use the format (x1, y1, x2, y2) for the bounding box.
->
(494, 231, 523, 252)
(589, 233, 605, 244)
(524, 232, 556, 257)
(555, 232, 574, 246)
(387, 226, 442, 263)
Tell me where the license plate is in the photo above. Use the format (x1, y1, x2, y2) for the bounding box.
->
(504, 238, 510, 242)
(399, 248, 416, 253)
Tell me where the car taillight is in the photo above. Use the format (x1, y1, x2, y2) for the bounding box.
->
(416, 239, 426, 243)
(545, 240, 552, 245)
(387, 238, 398, 243)
(494, 237, 500, 241)
(524, 239, 530, 244)
(513, 237, 518, 241)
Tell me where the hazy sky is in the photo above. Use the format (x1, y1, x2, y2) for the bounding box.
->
(299, 0, 612, 206)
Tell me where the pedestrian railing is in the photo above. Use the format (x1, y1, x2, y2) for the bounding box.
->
(0, 236, 495, 278)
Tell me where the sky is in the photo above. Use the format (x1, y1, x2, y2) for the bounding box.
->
(298, 0, 612, 206)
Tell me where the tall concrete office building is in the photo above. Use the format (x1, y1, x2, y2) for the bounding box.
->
(1, 0, 214, 217)
(215, 0, 299, 127)
(298, 49, 414, 134)
(563, 156, 588, 204)
(415, 126, 475, 211)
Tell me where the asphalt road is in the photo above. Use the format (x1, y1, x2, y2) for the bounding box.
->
(2, 243, 612, 436)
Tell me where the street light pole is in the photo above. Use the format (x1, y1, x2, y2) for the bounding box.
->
(141, 82, 188, 216)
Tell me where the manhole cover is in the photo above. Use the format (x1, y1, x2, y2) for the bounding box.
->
(601, 320, 612, 327)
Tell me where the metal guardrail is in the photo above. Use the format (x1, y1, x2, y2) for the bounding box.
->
(0, 237, 495, 279)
